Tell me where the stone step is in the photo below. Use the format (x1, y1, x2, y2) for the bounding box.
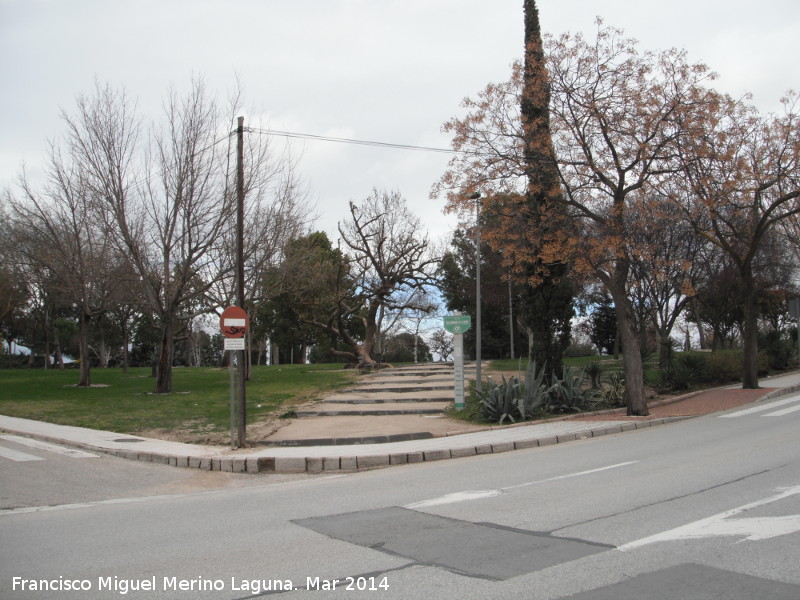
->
(323, 390, 454, 403)
(346, 384, 454, 394)
(296, 401, 451, 417)
(373, 368, 475, 378)
(364, 375, 453, 385)
(259, 414, 484, 446)
(321, 396, 451, 405)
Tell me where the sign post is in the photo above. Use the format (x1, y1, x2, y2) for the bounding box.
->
(220, 307, 249, 448)
(444, 314, 472, 410)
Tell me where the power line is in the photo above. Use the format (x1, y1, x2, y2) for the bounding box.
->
(245, 127, 461, 154)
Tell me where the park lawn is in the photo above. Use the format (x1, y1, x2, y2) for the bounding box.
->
(488, 355, 621, 374)
(0, 364, 355, 437)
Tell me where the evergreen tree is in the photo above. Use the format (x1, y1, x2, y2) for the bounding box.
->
(517, 0, 575, 372)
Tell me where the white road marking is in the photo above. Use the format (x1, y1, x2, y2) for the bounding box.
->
(764, 403, 800, 417)
(618, 485, 800, 552)
(0, 435, 98, 458)
(405, 462, 638, 509)
(0, 495, 179, 516)
(719, 396, 800, 418)
(0, 445, 44, 462)
(0, 474, 351, 516)
(405, 490, 504, 507)
(502, 462, 639, 491)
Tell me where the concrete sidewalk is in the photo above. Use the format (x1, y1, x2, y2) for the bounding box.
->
(0, 412, 682, 474)
(2, 371, 799, 475)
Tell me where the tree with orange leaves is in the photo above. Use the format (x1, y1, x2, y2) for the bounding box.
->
(434, 20, 715, 415)
(675, 91, 800, 389)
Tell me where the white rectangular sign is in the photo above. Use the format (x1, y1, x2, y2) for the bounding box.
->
(453, 333, 465, 410)
(224, 337, 246, 351)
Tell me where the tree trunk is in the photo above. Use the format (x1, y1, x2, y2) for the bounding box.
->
(741, 262, 760, 389)
(608, 289, 649, 416)
(122, 322, 129, 374)
(271, 342, 279, 365)
(77, 311, 92, 387)
(153, 315, 174, 394)
(53, 326, 65, 370)
(44, 324, 51, 370)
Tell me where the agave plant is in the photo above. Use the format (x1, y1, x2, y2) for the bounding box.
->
(518, 360, 549, 418)
(598, 371, 625, 406)
(548, 366, 590, 413)
(477, 374, 522, 424)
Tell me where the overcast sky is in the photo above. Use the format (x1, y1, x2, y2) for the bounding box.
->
(2, 0, 799, 242)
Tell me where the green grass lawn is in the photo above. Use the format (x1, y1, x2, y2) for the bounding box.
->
(0, 364, 355, 436)
(487, 355, 621, 374)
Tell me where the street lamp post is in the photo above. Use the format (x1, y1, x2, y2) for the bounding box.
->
(469, 192, 483, 394)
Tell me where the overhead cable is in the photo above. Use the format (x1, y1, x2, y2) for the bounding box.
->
(245, 127, 461, 154)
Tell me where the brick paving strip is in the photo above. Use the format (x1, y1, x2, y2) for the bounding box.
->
(573, 388, 775, 421)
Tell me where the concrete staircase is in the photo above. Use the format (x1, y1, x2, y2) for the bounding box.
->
(297, 366, 457, 416)
(261, 363, 481, 446)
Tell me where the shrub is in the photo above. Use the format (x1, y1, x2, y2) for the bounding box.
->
(478, 374, 522, 424)
(548, 366, 592, 413)
(760, 330, 793, 370)
(659, 352, 707, 392)
(480, 361, 596, 423)
(598, 371, 626, 406)
(586, 360, 603, 389)
(565, 343, 595, 357)
(519, 360, 550, 418)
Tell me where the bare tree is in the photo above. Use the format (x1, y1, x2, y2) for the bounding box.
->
(266, 190, 438, 367)
(333, 189, 439, 366)
(0, 209, 28, 328)
(62, 80, 235, 393)
(9, 143, 117, 386)
(429, 328, 455, 362)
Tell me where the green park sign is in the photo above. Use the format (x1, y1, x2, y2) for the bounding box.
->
(443, 315, 472, 335)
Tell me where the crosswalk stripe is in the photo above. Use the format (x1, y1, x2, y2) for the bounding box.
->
(0, 445, 45, 462)
(719, 395, 800, 418)
(0, 435, 98, 459)
(764, 403, 800, 417)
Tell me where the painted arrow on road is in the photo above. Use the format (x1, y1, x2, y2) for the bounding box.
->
(619, 485, 800, 551)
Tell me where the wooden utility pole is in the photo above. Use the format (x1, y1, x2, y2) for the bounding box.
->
(236, 116, 247, 446)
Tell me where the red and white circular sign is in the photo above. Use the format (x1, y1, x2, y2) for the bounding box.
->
(219, 306, 249, 339)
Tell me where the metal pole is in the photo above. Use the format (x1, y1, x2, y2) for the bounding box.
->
(236, 116, 247, 447)
(229, 352, 235, 449)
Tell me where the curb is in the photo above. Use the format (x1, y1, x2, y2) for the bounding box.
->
(1, 416, 690, 475)
(250, 417, 690, 474)
(5, 379, 796, 475)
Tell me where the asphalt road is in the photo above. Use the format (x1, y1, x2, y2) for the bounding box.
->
(1, 393, 799, 599)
